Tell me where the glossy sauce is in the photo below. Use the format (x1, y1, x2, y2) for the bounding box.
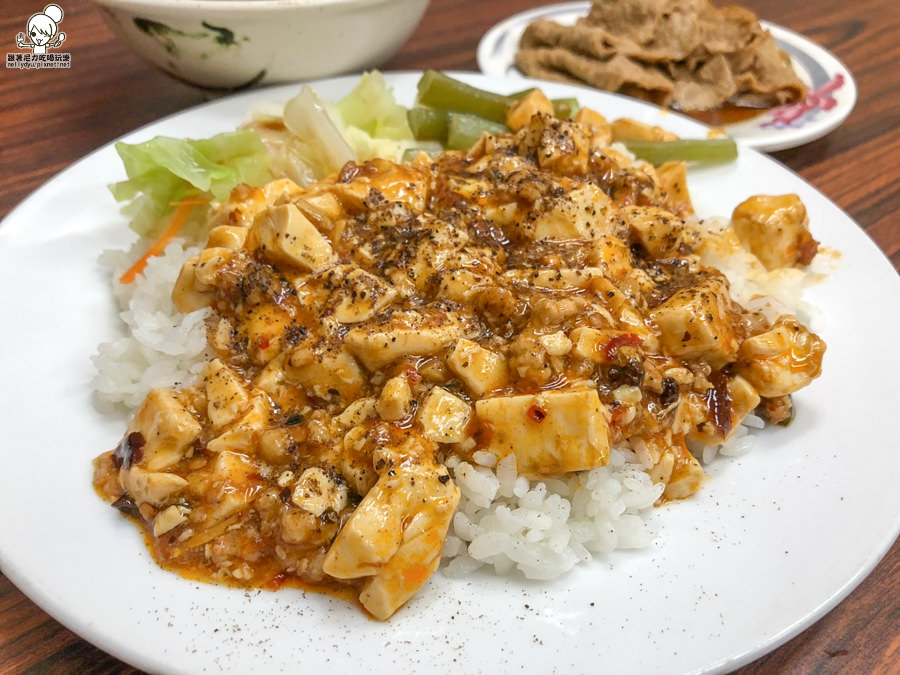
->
(683, 104, 769, 127)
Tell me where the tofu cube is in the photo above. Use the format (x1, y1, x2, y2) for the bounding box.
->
(659, 442, 705, 501)
(506, 89, 554, 131)
(207, 450, 260, 524)
(119, 467, 188, 507)
(610, 118, 678, 143)
(203, 359, 250, 429)
(474, 388, 610, 475)
(377, 375, 414, 422)
(504, 267, 606, 290)
(323, 442, 459, 619)
(569, 327, 604, 361)
(344, 311, 466, 371)
(357, 506, 449, 620)
(206, 225, 248, 250)
(650, 273, 740, 369)
(127, 389, 202, 471)
(434, 260, 493, 304)
(655, 161, 694, 216)
(206, 394, 270, 453)
(625, 205, 696, 258)
(570, 328, 640, 363)
(323, 473, 408, 580)
(731, 194, 818, 269)
(418, 387, 471, 444)
(735, 316, 826, 397)
(291, 467, 349, 517)
(326, 266, 398, 324)
(529, 184, 615, 240)
(171, 247, 232, 312)
(286, 343, 366, 404)
(587, 235, 633, 277)
(247, 203, 337, 272)
(573, 107, 612, 147)
(534, 116, 592, 175)
(335, 397, 377, 428)
(446, 339, 506, 397)
(685, 375, 762, 446)
(726, 374, 762, 431)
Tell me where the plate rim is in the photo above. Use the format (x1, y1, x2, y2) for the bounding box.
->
(0, 71, 895, 675)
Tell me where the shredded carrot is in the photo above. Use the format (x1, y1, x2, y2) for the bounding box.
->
(168, 197, 211, 207)
(119, 199, 202, 284)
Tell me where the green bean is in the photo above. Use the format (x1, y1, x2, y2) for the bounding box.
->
(407, 105, 509, 148)
(623, 138, 738, 165)
(552, 97, 580, 120)
(416, 70, 514, 123)
(407, 106, 449, 141)
(508, 88, 534, 100)
(446, 113, 509, 150)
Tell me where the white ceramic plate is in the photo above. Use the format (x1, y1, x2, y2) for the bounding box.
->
(0, 73, 896, 675)
(477, 1, 857, 152)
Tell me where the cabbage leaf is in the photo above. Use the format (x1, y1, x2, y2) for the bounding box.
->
(337, 70, 414, 141)
(109, 129, 270, 237)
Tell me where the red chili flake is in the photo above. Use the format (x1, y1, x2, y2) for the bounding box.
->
(266, 572, 288, 590)
(797, 235, 819, 266)
(405, 366, 422, 385)
(609, 401, 627, 427)
(110, 494, 141, 519)
(258, 336, 271, 350)
(603, 333, 643, 361)
(527, 405, 547, 423)
(338, 161, 362, 183)
(472, 422, 493, 446)
(705, 371, 733, 438)
(113, 431, 145, 470)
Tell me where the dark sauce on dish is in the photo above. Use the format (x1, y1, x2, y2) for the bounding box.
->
(683, 104, 769, 127)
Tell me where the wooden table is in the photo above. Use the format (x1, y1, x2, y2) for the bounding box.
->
(1, 0, 896, 671)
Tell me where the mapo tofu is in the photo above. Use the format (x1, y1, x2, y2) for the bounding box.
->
(94, 111, 824, 618)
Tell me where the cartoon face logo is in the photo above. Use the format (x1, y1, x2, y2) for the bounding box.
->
(16, 4, 66, 54)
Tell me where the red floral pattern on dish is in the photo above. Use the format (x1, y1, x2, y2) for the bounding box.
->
(761, 74, 845, 129)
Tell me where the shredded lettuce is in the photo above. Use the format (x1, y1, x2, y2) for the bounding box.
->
(246, 71, 418, 182)
(335, 71, 415, 162)
(110, 72, 419, 240)
(109, 129, 270, 237)
(340, 126, 413, 163)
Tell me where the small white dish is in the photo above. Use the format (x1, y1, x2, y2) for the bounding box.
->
(90, 0, 430, 90)
(477, 1, 857, 152)
(0, 73, 896, 674)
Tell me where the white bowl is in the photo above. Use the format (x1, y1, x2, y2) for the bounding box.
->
(91, 0, 430, 89)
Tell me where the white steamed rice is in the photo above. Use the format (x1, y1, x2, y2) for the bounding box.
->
(92, 240, 212, 411)
(696, 216, 828, 334)
(442, 449, 661, 580)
